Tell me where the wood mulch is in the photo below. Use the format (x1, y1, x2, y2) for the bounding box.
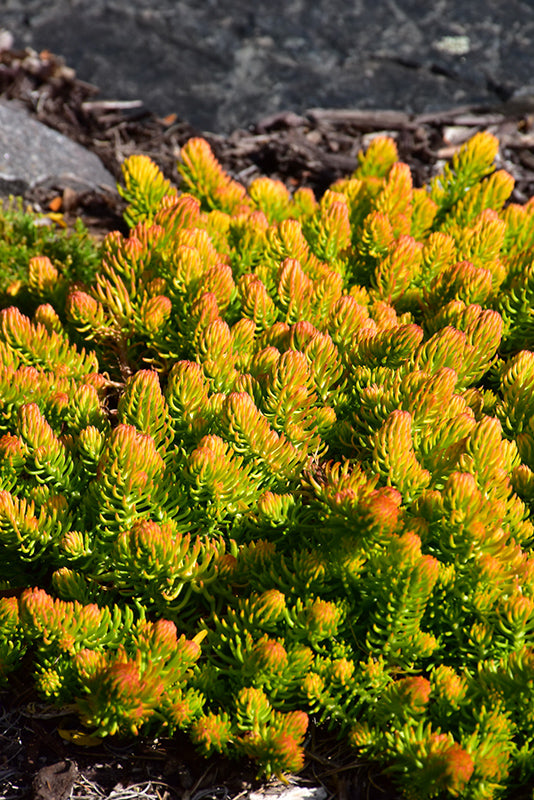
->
(1, 45, 534, 800)
(1, 681, 403, 800)
(3, 45, 534, 235)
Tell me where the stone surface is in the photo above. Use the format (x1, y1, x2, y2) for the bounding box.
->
(0, 100, 116, 196)
(3, 0, 534, 133)
(249, 786, 327, 800)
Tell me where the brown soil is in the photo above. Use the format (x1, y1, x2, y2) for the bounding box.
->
(1, 45, 534, 800)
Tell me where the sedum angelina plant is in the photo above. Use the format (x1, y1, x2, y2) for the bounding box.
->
(3, 131, 534, 797)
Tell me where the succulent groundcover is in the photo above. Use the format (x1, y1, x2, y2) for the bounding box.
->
(2, 131, 534, 799)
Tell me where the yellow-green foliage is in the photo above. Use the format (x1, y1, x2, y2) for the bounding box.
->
(3, 132, 534, 796)
(0, 197, 101, 302)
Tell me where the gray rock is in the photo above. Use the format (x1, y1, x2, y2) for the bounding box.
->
(0, 100, 116, 197)
(249, 786, 327, 800)
(3, 0, 534, 133)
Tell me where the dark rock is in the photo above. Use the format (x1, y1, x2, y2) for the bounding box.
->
(0, 100, 116, 196)
(3, 0, 534, 133)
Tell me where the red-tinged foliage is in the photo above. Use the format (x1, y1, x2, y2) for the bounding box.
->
(2, 130, 534, 798)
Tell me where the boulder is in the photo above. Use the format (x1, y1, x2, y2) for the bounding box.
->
(0, 100, 116, 197)
(4, 0, 534, 132)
